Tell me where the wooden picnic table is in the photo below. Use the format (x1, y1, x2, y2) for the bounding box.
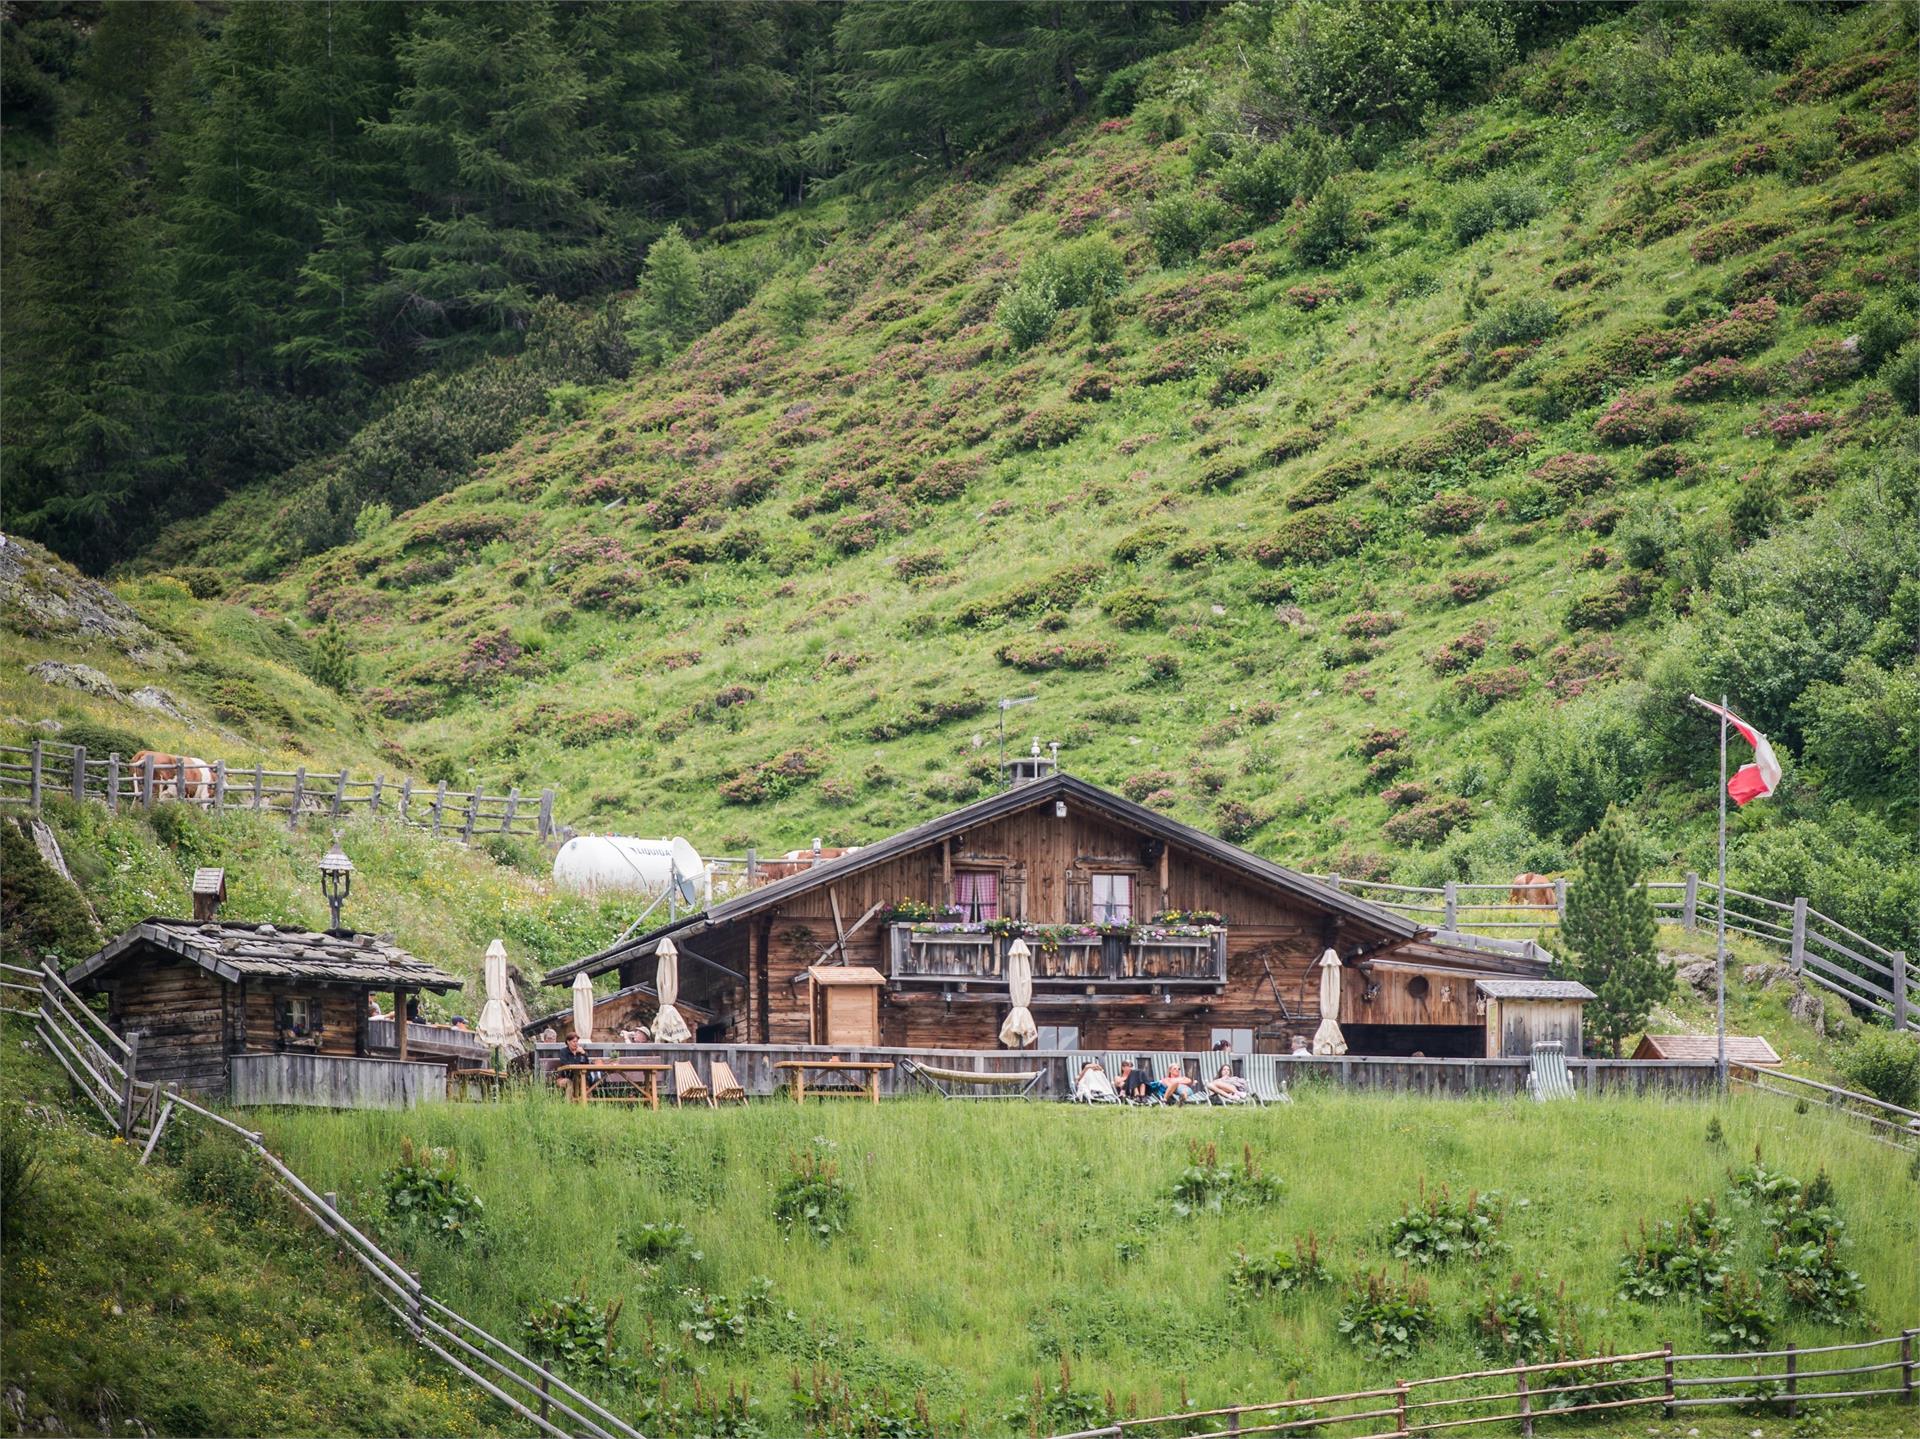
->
(556, 1061, 671, 1110)
(773, 1057, 892, 1105)
(450, 1067, 506, 1101)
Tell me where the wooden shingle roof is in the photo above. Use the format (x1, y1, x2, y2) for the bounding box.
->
(1474, 979, 1596, 1000)
(66, 919, 462, 993)
(1633, 1033, 1781, 1065)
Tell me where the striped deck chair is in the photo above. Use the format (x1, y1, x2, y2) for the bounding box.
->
(1068, 1054, 1120, 1104)
(1203, 1054, 1266, 1107)
(1153, 1052, 1206, 1105)
(1527, 1041, 1576, 1102)
(710, 1059, 748, 1106)
(1244, 1054, 1292, 1106)
(673, 1060, 714, 1108)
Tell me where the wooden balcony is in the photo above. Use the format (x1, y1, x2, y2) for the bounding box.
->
(886, 924, 1226, 987)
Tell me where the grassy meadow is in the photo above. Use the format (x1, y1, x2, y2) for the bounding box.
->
(257, 1086, 1920, 1436)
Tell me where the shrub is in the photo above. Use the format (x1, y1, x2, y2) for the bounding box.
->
(1209, 361, 1269, 405)
(1689, 218, 1790, 265)
(1449, 178, 1543, 246)
(958, 563, 1101, 625)
(766, 276, 824, 337)
(1101, 586, 1165, 630)
(1146, 188, 1232, 267)
(1673, 358, 1765, 401)
(1776, 338, 1862, 392)
(1453, 666, 1530, 712)
(719, 746, 829, 804)
(523, 1290, 636, 1382)
(1196, 455, 1249, 491)
(303, 620, 355, 695)
(381, 1138, 484, 1243)
(0, 817, 103, 964)
(1447, 570, 1502, 602)
(1835, 1028, 1920, 1109)
(1230, 1234, 1329, 1300)
(1618, 1197, 1732, 1301)
(996, 637, 1114, 672)
(998, 277, 1061, 350)
(1216, 130, 1347, 217)
(1466, 297, 1557, 354)
(1338, 1270, 1436, 1361)
(1702, 1272, 1774, 1352)
(1592, 391, 1695, 446)
(1744, 402, 1835, 444)
(773, 1147, 852, 1242)
(1215, 799, 1259, 841)
(1475, 1275, 1555, 1362)
(1249, 510, 1375, 565)
(1067, 369, 1114, 403)
(1295, 180, 1365, 266)
(1288, 457, 1370, 510)
(1854, 298, 1916, 372)
(1565, 576, 1646, 631)
(1169, 1140, 1283, 1216)
(1680, 297, 1779, 361)
(1382, 798, 1476, 847)
(1429, 624, 1489, 675)
(1387, 1182, 1505, 1264)
(1415, 490, 1485, 534)
(1800, 289, 1863, 323)
(1010, 404, 1086, 451)
(1886, 344, 1920, 416)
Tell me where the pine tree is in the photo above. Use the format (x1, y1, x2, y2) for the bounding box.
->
(306, 620, 356, 695)
(1559, 808, 1669, 1057)
(629, 224, 707, 360)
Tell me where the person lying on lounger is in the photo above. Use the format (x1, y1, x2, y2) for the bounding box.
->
(1075, 1060, 1118, 1102)
(1207, 1063, 1252, 1104)
(1117, 1060, 1161, 1103)
(1161, 1062, 1200, 1104)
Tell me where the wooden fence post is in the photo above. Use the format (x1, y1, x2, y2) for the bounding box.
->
(119, 1031, 141, 1140)
(1443, 881, 1458, 930)
(1900, 1328, 1915, 1403)
(71, 744, 86, 804)
(1784, 1341, 1797, 1418)
(140, 752, 156, 808)
(1394, 1381, 1408, 1436)
(500, 787, 519, 836)
(106, 752, 119, 814)
(1662, 1342, 1675, 1417)
(213, 760, 227, 812)
(253, 762, 265, 811)
(746, 847, 759, 886)
(1790, 897, 1807, 973)
(431, 782, 447, 836)
(288, 768, 307, 830)
(537, 788, 554, 842)
(28, 740, 42, 813)
(399, 777, 413, 825)
(1327, 873, 1342, 891)
(462, 784, 482, 844)
(1552, 877, 1567, 922)
(1894, 953, 1910, 1032)
(331, 769, 348, 818)
(1226, 1404, 1241, 1437)
(369, 774, 383, 816)
(1516, 1367, 1532, 1439)
(1682, 871, 1699, 930)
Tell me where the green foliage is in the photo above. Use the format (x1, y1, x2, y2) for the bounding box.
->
(1215, 130, 1348, 218)
(522, 1288, 638, 1383)
(1617, 1196, 1733, 1303)
(1835, 1029, 1920, 1110)
(1101, 585, 1165, 630)
(1386, 1181, 1504, 1265)
(1145, 188, 1232, 267)
(1168, 1141, 1284, 1217)
(1701, 1272, 1774, 1351)
(304, 620, 356, 695)
(765, 276, 825, 338)
(772, 1144, 851, 1242)
(1337, 1269, 1437, 1361)
(381, 1137, 485, 1243)
(1449, 178, 1545, 246)
(0, 817, 103, 965)
(1474, 1274, 1556, 1362)
(1294, 180, 1365, 267)
(1465, 297, 1557, 355)
(1560, 808, 1667, 1057)
(998, 275, 1062, 351)
(1229, 1234, 1329, 1300)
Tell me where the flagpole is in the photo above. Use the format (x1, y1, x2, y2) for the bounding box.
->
(1716, 692, 1729, 1091)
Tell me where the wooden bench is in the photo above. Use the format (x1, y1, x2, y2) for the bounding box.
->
(556, 1061, 671, 1110)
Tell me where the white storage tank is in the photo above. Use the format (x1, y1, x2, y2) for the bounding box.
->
(552, 835, 704, 898)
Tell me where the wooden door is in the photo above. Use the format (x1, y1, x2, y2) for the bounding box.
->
(824, 988, 879, 1047)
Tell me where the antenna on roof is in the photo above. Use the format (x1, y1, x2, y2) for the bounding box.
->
(997, 695, 1038, 786)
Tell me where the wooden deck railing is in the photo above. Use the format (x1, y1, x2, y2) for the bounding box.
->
(1049, 1332, 1920, 1438)
(887, 924, 1228, 985)
(0, 738, 561, 844)
(1323, 872, 1914, 1033)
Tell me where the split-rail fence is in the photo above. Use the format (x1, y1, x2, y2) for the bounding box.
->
(0, 737, 559, 844)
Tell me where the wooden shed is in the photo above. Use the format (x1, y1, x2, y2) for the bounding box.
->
(1476, 978, 1594, 1058)
(66, 919, 462, 1105)
(1634, 1033, 1781, 1066)
(807, 965, 886, 1046)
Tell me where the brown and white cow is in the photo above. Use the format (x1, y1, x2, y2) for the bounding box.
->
(129, 751, 215, 805)
(1508, 872, 1557, 908)
(754, 846, 859, 884)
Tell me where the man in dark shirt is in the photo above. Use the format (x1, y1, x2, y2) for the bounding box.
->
(557, 1033, 598, 1093)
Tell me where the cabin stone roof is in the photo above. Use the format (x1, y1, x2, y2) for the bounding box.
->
(66, 918, 462, 993)
(1473, 979, 1596, 1000)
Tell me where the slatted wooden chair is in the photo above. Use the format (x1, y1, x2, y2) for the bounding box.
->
(710, 1059, 748, 1106)
(673, 1060, 714, 1108)
(1527, 1040, 1576, 1102)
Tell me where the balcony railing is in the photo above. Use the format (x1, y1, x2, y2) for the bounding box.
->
(886, 923, 1226, 986)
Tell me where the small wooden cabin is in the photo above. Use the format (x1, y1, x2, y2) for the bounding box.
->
(1634, 1033, 1781, 1066)
(546, 772, 1552, 1056)
(1475, 978, 1594, 1058)
(66, 919, 462, 1105)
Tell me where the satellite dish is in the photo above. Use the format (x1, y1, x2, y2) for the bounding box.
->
(668, 836, 703, 905)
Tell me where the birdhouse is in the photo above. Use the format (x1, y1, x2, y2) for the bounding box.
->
(191, 867, 227, 922)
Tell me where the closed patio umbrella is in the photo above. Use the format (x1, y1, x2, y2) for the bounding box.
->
(571, 971, 596, 1044)
(999, 937, 1038, 1049)
(1313, 949, 1348, 1056)
(477, 938, 514, 1069)
(653, 937, 693, 1043)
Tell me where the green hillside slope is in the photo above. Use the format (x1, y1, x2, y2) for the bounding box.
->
(147, 4, 1914, 952)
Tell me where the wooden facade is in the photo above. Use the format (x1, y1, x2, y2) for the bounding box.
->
(67, 919, 462, 1101)
(1475, 979, 1594, 1059)
(550, 775, 1552, 1058)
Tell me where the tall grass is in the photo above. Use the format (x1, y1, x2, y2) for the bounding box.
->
(260, 1090, 1920, 1432)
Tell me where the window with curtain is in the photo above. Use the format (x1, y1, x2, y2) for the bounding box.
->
(954, 869, 998, 921)
(1091, 873, 1132, 924)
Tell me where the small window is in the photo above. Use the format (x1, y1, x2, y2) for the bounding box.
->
(1038, 1025, 1080, 1051)
(954, 869, 999, 921)
(1209, 1027, 1254, 1053)
(1091, 873, 1132, 925)
(282, 996, 315, 1037)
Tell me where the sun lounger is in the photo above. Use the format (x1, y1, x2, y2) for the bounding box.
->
(1067, 1054, 1120, 1103)
(709, 1059, 748, 1105)
(1527, 1040, 1576, 1102)
(900, 1056, 1044, 1099)
(673, 1060, 714, 1108)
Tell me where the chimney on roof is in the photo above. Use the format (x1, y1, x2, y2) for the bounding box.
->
(192, 868, 227, 922)
(1002, 738, 1060, 789)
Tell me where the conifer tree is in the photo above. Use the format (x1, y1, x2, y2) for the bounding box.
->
(1559, 807, 1669, 1057)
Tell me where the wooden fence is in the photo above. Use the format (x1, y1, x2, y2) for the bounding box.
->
(0, 738, 558, 843)
(1323, 873, 1915, 1034)
(10, 962, 644, 1439)
(528, 1043, 1720, 1103)
(229, 1052, 449, 1109)
(1050, 1332, 1919, 1438)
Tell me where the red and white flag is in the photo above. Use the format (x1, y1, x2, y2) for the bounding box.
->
(1689, 695, 1781, 805)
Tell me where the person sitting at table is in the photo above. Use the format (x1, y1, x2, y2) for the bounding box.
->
(618, 1022, 650, 1043)
(1075, 1059, 1117, 1103)
(1206, 1063, 1252, 1104)
(556, 1032, 598, 1091)
(366, 994, 386, 1022)
(1161, 1061, 1200, 1105)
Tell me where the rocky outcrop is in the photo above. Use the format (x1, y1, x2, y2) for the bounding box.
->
(0, 533, 180, 664)
(28, 661, 121, 698)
